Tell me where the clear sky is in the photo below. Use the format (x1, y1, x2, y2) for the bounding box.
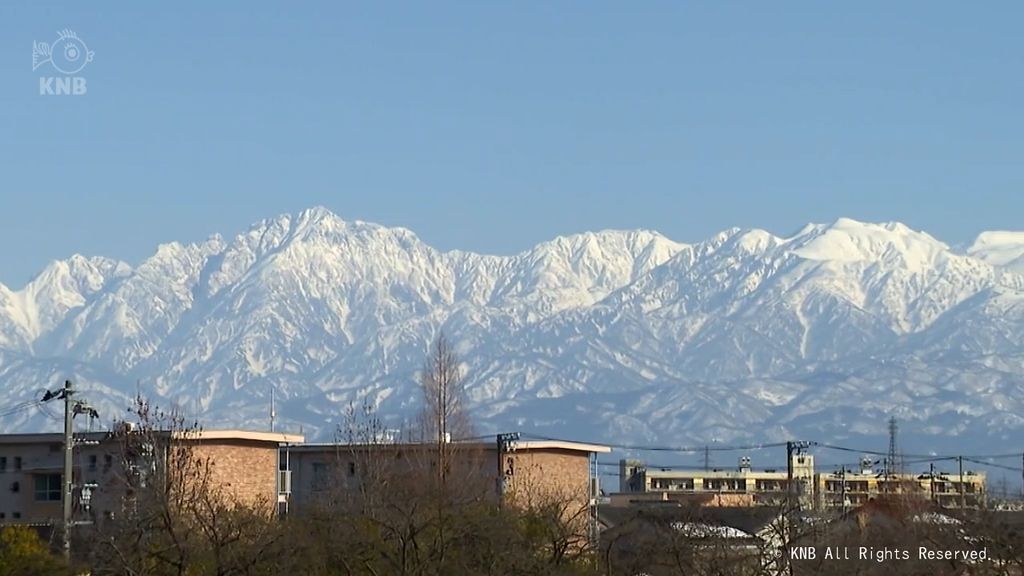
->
(1, 2, 1021, 288)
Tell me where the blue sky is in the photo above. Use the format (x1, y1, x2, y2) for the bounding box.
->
(1, 2, 1022, 287)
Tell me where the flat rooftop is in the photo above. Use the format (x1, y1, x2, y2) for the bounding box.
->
(0, 430, 304, 444)
(288, 439, 611, 454)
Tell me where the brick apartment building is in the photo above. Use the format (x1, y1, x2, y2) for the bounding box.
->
(0, 426, 609, 535)
(0, 430, 302, 528)
(281, 438, 611, 518)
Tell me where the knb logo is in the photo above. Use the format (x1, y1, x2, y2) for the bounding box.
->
(790, 546, 816, 560)
(33, 29, 93, 96)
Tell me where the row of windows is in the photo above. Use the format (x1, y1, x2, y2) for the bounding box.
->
(311, 462, 358, 489)
(818, 480, 982, 494)
(0, 457, 23, 471)
(646, 478, 794, 492)
(0, 474, 66, 501)
(0, 454, 114, 472)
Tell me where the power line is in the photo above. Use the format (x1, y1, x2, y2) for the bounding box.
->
(0, 401, 43, 419)
(816, 443, 957, 461)
(522, 432, 1022, 469)
(962, 457, 1024, 473)
(961, 453, 1023, 460)
(37, 402, 61, 421)
(520, 432, 788, 454)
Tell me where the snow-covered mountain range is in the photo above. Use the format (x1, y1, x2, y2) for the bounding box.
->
(2, 208, 1023, 457)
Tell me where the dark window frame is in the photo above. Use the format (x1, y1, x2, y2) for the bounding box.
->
(34, 473, 62, 502)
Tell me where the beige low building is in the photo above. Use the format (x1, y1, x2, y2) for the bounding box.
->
(282, 438, 611, 520)
(619, 454, 816, 508)
(816, 467, 986, 509)
(619, 455, 987, 510)
(0, 430, 302, 528)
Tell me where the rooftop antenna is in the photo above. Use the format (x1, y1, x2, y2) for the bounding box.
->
(270, 386, 276, 432)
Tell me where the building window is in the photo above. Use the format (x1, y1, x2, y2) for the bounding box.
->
(12, 512, 20, 519)
(0, 513, 4, 519)
(348, 462, 356, 476)
(0, 457, 6, 472)
(312, 463, 329, 491)
(13, 457, 21, 471)
(34, 474, 62, 502)
(88, 455, 97, 472)
(10, 481, 19, 493)
(104, 454, 113, 471)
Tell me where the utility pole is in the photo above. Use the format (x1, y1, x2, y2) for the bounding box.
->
(496, 434, 505, 500)
(704, 445, 710, 472)
(41, 379, 99, 562)
(839, 467, 847, 513)
(62, 380, 73, 560)
(784, 441, 795, 576)
(958, 456, 965, 512)
(589, 451, 600, 551)
(930, 462, 936, 506)
(786, 441, 794, 510)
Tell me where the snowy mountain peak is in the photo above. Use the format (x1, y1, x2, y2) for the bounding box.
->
(10, 254, 131, 340)
(790, 218, 948, 268)
(967, 231, 1024, 272)
(2, 209, 1024, 452)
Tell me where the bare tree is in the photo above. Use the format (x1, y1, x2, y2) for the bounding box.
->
(418, 332, 472, 485)
(84, 395, 283, 576)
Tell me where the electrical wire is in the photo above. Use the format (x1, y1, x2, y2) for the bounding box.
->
(36, 402, 62, 421)
(520, 432, 788, 454)
(962, 457, 1024, 473)
(0, 401, 43, 419)
(591, 439, 1022, 477)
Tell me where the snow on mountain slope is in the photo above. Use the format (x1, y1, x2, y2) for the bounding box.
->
(483, 230, 686, 318)
(1, 207, 1022, 455)
(0, 283, 32, 350)
(36, 238, 226, 370)
(584, 218, 1016, 384)
(18, 255, 131, 340)
(143, 209, 456, 405)
(0, 255, 130, 351)
(968, 231, 1024, 273)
